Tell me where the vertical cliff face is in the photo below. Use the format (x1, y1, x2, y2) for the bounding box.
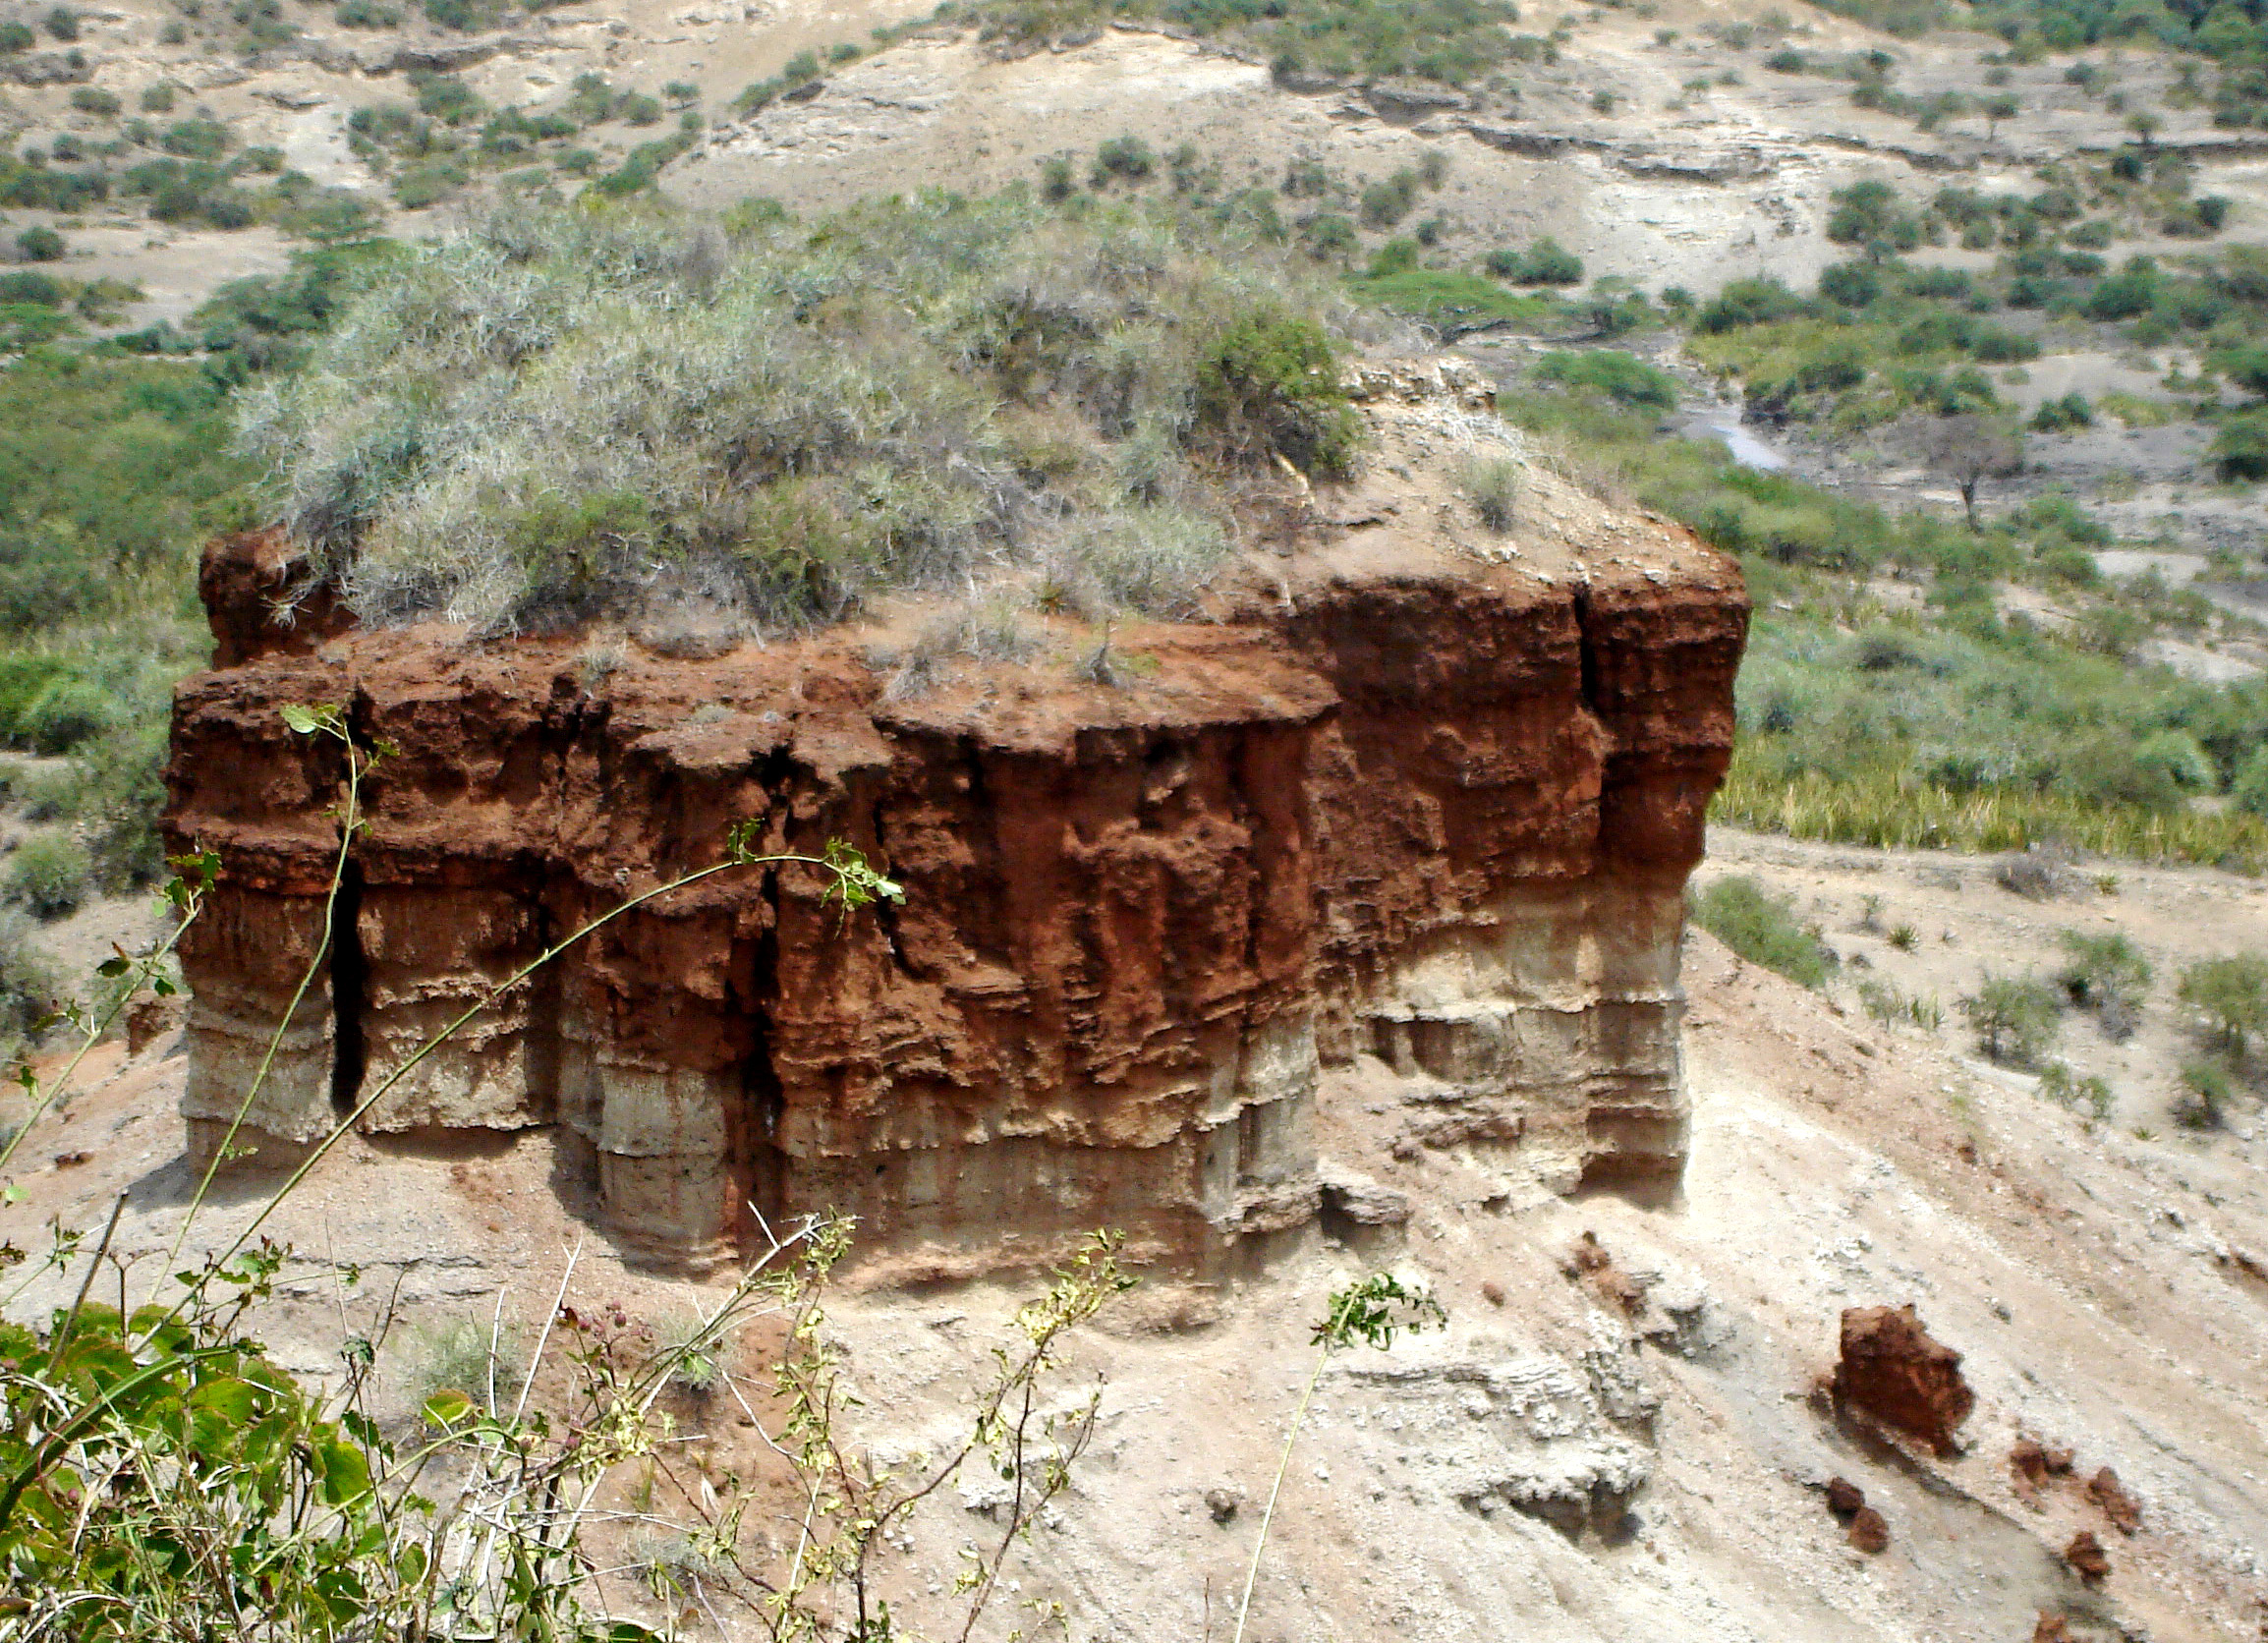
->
(165, 377, 1747, 1275)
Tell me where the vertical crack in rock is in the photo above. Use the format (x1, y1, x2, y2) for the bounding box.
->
(328, 854, 368, 1114)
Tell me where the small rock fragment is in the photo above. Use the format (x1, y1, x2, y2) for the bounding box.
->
(2087, 1467, 2141, 1535)
(1567, 1231, 1612, 1275)
(1481, 1280, 1506, 1307)
(1563, 1231, 1643, 1314)
(1846, 1505, 1891, 1554)
(1825, 1476, 1866, 1520)
(2064, 1529, 2110, 1584)
(2033, 1614, 2072, 1643)
(1205, 1488, 1239, 1525)
(2009, 1436, 2074, 1505)
(1832, 1304, 1975, 1457)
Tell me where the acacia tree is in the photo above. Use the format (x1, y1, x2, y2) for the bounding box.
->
(1919, 413, 2024, 529)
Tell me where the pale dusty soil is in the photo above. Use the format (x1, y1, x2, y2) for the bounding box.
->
(1693, 828, 2268, 1140)
(7, 827, 2268, 1639)
(0, 0, 2253, 321)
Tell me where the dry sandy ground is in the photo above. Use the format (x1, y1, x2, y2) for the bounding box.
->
(6, 825, 2268, 1640)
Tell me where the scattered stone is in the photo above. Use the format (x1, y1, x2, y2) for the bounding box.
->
(1204, 1487, 1239, 1525)
(2064, 1529, 2111, 1584)
(1846, 1505, 1891, 1555)
(2033, 1614, 2072, 1643)
(2010, 1436, 2075, 1505)
(1832, 1304, 1974, 1457)
(1825, 1476, 1866, 1520)
(2087, 1467, 2142, 1535)
(1481, 1280, 1506, 1307)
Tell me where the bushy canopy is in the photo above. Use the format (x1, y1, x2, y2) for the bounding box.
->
(241, 192, 1361, 634)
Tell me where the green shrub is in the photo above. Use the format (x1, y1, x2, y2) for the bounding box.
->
(2176, 1059, 2233, 1128)
(1826, 180, 1925, 255)
(2038, 1059, 2114, 1120)
(7, 831, 91, 920)
(2132, 729, 2217, 794)
(73, 719, 168, 887)
(159, 119, 231, 161)
(24, 678, 116, 754)
(2057, 930, 2150, 1038)
(1460, 454, 1520, 531)
(0, 273, 62, 308)
(14, 227, 62, 263)
(1092, 135, 1155, 184)
(1533, 349, 1677, 411)
(1299, 212, 1358, 260)
(392, 161, 465, 207)
(1194, 310, 1358, 479)
(2213, 409, 2268, 481)
(1358, 168, 1421, 229)
(68, 85, 118, 117)
(2179, 954, 2268, 1054)
(1690, 876, 1837, 989)
(2029, 392, 2093, 431)
(2236, 745, 2268, 818)
(1697, 276, 1808, 332)
(1366, 236, 1420, 277)
(1960, 972, 2061, 1066)
(1486, 238, 1582, 286)
(410, 71, 482, 125)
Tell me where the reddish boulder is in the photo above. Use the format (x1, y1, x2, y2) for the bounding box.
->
(1825, 1476, 1866, 1519)
(1846, 1505, 1891, 1555)
(2033, 1614, 2071, 1642)
(2087, 1467, 2141, 1535)
(1833, 1305, 1975, 1457)
(2010, 1436, 2074, 1505)
(2064, 1529, 2110, 1584)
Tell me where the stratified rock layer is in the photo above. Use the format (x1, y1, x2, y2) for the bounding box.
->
(167, 521, 1744, 1273)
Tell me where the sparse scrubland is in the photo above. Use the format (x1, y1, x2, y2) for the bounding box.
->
(245, 195, 1358, 634)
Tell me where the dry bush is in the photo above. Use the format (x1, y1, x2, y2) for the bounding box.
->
(243, 194, 1362, 638)
(1460, 453, 1521, 531)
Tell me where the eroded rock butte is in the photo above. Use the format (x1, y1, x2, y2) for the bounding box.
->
(166, 389, 1745, 1275)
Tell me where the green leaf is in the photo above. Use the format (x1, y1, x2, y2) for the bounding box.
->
(422, 1388, 476, 1428)
(280, 703, 326, 734)
(188, 1376, 259, 1424)
(95, 956, 130, 978)
(316, 1436, 372, 1504)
